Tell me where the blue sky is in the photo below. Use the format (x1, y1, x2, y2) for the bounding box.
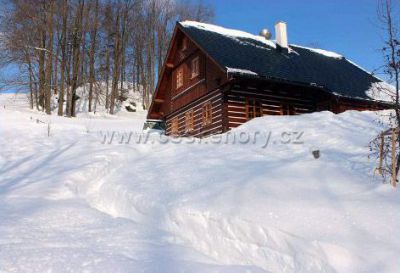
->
(203, 0, 385, 76)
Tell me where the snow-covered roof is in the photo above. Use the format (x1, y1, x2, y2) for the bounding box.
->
(366, 81, 397, 102)
(179, 21, 390, 101)
(180, 21, 277, 49)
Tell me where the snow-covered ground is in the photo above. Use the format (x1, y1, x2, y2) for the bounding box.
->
(0, 93, 399, 273)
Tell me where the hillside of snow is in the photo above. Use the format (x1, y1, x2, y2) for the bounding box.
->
(47, 81, 146, 118)
(0, 93, 399, 273)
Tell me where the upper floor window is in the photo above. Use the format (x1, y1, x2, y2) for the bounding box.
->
(176, 67, 183, 89)
(185, 110, 194, 132)
(181, 37, 188, 51)
(202, 102, 212, 126)
(191, 57, 200, 79)
(246, 98, 263, 120)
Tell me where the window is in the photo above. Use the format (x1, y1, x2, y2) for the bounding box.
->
(176, 67, 183, 89)
(202, 102, 212, 126)
(191, 57, 200, 79)
(181, 37, 188, 51)
(185, 110, 194, 132)
(171, 117, 179, 136)
(280, 103, 295, 115)
(246, 98, 262, 120)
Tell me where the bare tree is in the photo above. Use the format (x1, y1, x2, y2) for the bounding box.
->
(44, 0, 55, 115)
(109, 4, 121, 115)
(88, 0, 99, 112)
(58, 0, 68, 116)
(69, 0, 84, 117)
(0, 0, 214, 116)
(371, 0, 400, 185)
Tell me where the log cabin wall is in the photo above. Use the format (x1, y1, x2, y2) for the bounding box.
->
(162, 31, 228, 137)
(225, 80, 330, 130)
(168, 33, 226, 110)
(163, 73, 392, 137)
(224, 79, 392, 130)
(170, 48, 206, 111)
(165, 88, 224, 137)
(149, 29, 227, 121)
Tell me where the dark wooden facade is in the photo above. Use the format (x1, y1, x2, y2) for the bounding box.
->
(148, 26, 389, 137)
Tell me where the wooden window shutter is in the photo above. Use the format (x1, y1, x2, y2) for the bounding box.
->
(171, 117, 179, 136)
(176, 67, 183, 89)
(202, 102, 212, 126)
(181, 37, 188, 51)
(191, 57, 199, 79)
(185, 110, 194, 132)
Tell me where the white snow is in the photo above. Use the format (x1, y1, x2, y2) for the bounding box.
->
(227, 67, 258, 76)
(61, 81, 146, 117)
(1, 93, 400, 273)
(366, 81, 397, 102)
(291, 44, 343, 59)
(180, 20, 277, 49)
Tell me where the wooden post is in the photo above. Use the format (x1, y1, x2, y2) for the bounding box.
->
(378, 134, 384, 174)
(391, 129, 397, 187)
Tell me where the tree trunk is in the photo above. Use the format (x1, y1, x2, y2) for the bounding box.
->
(53, 38, 60, 95)
(70, 0, 84, 117)
(88, 0, 99, 112)
(44, 0, 55, 115)
(26, 53, 34, 109)
(66, 42, 72, 117)
(110, 11, 121, 115)
(58, 0, 68, 116)
(105, 48, 110, 110)
(38, 28, 46, 111)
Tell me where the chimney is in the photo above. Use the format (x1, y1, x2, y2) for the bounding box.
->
(275, 21, 288, 48)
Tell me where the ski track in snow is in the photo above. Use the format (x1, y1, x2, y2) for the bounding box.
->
(0, 93, 399, 273)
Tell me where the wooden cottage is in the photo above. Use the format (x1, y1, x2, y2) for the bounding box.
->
(147, 21, 390, 137)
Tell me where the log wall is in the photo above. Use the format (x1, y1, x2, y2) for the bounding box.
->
(226, 82, 320, 129)
(165, 88, 224, 137)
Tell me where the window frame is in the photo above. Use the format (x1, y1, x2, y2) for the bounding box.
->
(176, 67, 183, 89)
(202, 102, 212, 126)
(181, 37, 188, 51)
(185, 110, 195, 132)
(171, 117, 179, 136)
(191, 57, 200, 79)
(246, 98, 263, 120)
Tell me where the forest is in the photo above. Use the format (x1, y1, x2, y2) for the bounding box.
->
(0, 0, 213, 116)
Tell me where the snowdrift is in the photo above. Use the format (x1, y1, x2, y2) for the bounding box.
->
(0, 94, 399, 273)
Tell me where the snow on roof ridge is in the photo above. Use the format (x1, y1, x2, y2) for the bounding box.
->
(290, 44, 343, 59)
(180, 20, 277, 49)
(226, 67, 258, 76)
